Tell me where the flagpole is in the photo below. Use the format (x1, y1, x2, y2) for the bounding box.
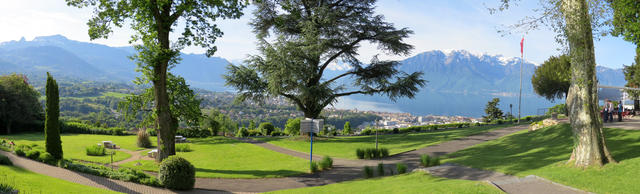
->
(518, 36, 523, 124)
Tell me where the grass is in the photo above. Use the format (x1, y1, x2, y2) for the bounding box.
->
(0, 165, 121, 194)
(120, 136, 309, 179)
(444, 124, 640, 194)
(0, 133, 146, 164)
(267, 172, 501, 194)
(255, 124, 515, 159)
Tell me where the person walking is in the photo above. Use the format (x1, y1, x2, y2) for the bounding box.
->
(618, 100, 623, 122)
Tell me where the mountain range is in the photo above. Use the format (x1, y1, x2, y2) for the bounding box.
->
(0, 35, 627, 117)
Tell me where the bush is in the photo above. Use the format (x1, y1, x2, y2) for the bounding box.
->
(247, 129, 262, 136)
(392, 128, 399, 134)
(61, 121, 127, 135)
(38, 152, 57, 165)
(137, 130, 153, 148)
(363, 166, 374, 178)
(396, 163, 407, 174)
(86, 145, 106, 156)
(59, 160, 161, 187)
(236, 127, 249, 138)
(0, 155, 12, 166)
(159, 156, 195, 190)
(420, 154, 431, 167)
(258, 122, 275, 136)
(310, 161, 319, 173)
(15, 149, 25, 157)
(380, 148, 389, 157)
(356, 148, 365, 159)
(0, 183, 13, 193)
(271, 131, 284, 136)
(377, 163, 384, 176)
(177, 128, 212, 138)
(430, 156, 440, 167)
(176, 144, 192, 152)
(26, 150, 41, 160)
(14, 144, 30, 157)
(319, 156, 333, 170)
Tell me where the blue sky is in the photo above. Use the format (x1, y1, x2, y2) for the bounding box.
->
(0, 0, 636, 69)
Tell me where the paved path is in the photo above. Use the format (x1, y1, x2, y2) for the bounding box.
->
(604, 116, 640, 130)
(422, 164, 590, 194)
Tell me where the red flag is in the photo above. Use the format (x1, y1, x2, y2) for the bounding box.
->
(520, 37, 524, 55)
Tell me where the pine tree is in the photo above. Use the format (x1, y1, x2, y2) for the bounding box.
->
(45, 72, 62, 160)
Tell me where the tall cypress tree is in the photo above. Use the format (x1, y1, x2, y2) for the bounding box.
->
(45, 72, 62, 160)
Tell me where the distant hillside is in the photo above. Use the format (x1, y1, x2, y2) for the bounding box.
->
(0, 35, 231, 91)
(0, 35, 628, 117)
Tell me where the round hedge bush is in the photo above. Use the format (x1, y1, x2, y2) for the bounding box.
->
(38, 152, 56, 165)
(26, 150, 41, 160)
(158, 156, 195, 190)
(0, 155, 12, 166)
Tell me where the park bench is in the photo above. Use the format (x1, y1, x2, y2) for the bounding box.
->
(148, 149, 158, 158)
(175, 135, 188, 143)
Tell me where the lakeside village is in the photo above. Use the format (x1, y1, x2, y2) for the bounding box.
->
(340, 111, 480, 130)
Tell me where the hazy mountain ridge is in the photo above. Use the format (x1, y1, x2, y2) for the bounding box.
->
(0, 35, 628, 116)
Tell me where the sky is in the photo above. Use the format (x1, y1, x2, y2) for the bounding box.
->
(0, 0, 636, 69)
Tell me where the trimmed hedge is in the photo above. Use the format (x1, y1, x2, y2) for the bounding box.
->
(26, 150, 41, 160)
(158, 156, 195, 190)
(356, 147, 389, 159)
(0, 155, 12, 166)
(86, 145, 106, 156)
(59, 160, 160, 187)
(61, 122, 126, 135)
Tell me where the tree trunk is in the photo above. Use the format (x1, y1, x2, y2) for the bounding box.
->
(634, 99, 639, 113)
(154, 14, 176, 162)
(563, 0, 616, 167)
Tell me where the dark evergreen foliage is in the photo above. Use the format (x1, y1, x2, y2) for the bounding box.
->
(45, 72, 63, 160)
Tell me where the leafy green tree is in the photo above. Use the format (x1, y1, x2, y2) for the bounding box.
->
(342, 121, 352, 135)
(483, 98, 503, 123)
(68, 0, 246, 162)
(248, 120, 256, 130)
(497, 0, 616, 167)
(45, 73, 63, 159)
(258, 122, 275, 136)
(202, 109, 236, 136)
(0, 73, 42, 134)
(119, 73, 202, 129)
(225, 0, 426, 120)
(284, 118, 301, 136)
(532, 55, 571, 102)
(611, 0, 640, 111)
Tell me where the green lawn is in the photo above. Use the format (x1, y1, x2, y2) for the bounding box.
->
(0, 133, 148, 163)
(120, 136, 309, 178)
(268, 172, 502, 194)
(444, 124, 640, 194)
(255, 124, 514, 159)
(0, 165, 120, 194)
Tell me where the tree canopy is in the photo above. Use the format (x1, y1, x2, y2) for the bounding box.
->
(67, 0, 246, 161)
(225, 0, 426, 119)
(0, 74, 43, 134)
(531, 54, 571, 102)
(483, 98, 504, 122)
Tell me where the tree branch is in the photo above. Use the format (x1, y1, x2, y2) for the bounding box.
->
(322, 71, 355, 86)
(279, 92, 306, 110)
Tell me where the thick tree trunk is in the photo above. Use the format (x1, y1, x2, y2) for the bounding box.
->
(563, 0, 616, 167)
(154, 13, 176, 162)
(634, 99, 639, 113)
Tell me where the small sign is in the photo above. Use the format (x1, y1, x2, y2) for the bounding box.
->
(300, 118, 322, 133)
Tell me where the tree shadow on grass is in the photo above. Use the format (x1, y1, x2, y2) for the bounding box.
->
(195, 168, 305, 178)
(445, 124, 640, 175)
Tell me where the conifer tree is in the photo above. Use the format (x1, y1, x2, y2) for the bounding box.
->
(45, 72, 62, 160)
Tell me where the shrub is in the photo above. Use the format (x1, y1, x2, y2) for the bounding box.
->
(15, 149, 25, 157)
(26, 150, 41, 160)
(0, 155, 12, 166)
(377, 163, 384, 176)
(371, 148, 380, 158)
(61, 121, 127, 135)
(236, 127, 249, 138)
(356, 148, 365, 159)
(420, 154, 431, 167)
(319, 156, 333, 170)
(396, 163, 407, 174)
(177, 128, 212, 138)
(159, 156, 195, 190)
(0, 183, 13, 193)
(86, 145, 106, 156)
(363, 166, 374, 178)
(247, 129, 262, 136)
(380, 148, 389, 157)
(271, 131, 284, 136)
(38, 152, 57, 165)
(310, 161, 319, 173)
(176, 144, 192, 152)
(258, 122, 275, 136)
(137, 130, 153, 148)
(430, 156, 441, 167)
(392, 128, 399, 134)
